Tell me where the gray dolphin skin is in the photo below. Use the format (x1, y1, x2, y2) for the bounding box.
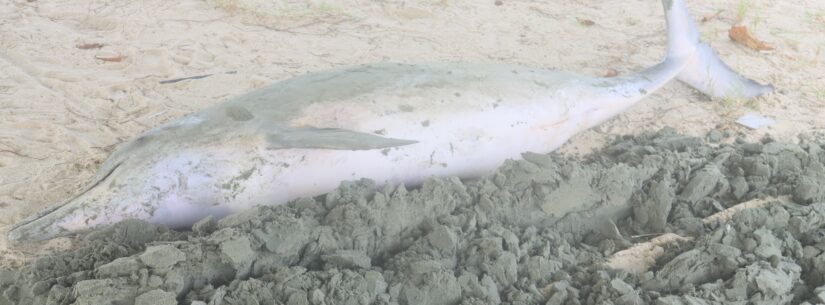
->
(9, 0, 772, 242)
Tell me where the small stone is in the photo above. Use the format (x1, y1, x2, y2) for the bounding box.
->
(148, 275, 164, 288)
(610, 278, 635, 295)
(321, 250, 371, 269)
(31, 280, 51, 295)
(96, 257, 142, 277)
(192, 216, 218, 235)
(742, 143, 763, 153)
(287, 290, 309, 305)
(47, 285, 70, 305)
(3, 285, 18, 301)
(655, 296, 683, 305)
(365, 271, 388, 296)
(398, 270, 460, 305)
(135, 289, 177, 305)
(524, 256, 562, 281)
(310, 289, 325, 305)
(426, 225, 458, 254)
(730, 176, 748, 199)
(73, 278, 137, 305)
(815, 285, 825, 303)
(480, 275, 501, 304)
(0, 270, 14, 286)
(486, 252, 518, 286)
(743, 238, 758, 252)
(793, 176, 824, 204)
(139, 245, 186, 270)
(219, 236, 256, 276)
(753, 228, 782, 259)
(707, 130, 723, 143)
(458, 273, 486, 300)
(679, 165, 725, 203)
(545, 288, 568, 305)
(164, 270, 187, 296)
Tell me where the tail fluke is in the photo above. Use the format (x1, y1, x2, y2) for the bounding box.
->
(664, 0, 773, 99)
(676, 44, 774, 99)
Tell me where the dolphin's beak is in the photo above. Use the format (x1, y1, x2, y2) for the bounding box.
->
(8, 162, 125, 243)
(7, 205, 75, 243)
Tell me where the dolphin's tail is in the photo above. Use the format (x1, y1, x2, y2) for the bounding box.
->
(664, 0, 773, 99)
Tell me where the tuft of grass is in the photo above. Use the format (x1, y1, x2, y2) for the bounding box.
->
(735, 0, 752, 24)
(717, 76, 761, 110)
(315, 3, 342, 14)
(720, 96, 743, 107)
(719, 95, 759, 111)
(816, 89, 825, 101)
(700, 29, 713, 42)
(211, 0, 241, 13)
(205, 0, 359, 28)
(807, 10, 825, 28)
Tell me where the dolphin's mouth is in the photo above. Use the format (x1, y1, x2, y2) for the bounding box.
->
(7, 161, 123, 240)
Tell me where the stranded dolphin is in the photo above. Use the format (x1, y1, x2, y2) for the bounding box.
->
(8, 0, 772, 242)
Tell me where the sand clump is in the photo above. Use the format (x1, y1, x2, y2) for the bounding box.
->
(1, 128, 825, 305)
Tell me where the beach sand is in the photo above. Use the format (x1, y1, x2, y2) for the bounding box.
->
(0, 0, 823, 266)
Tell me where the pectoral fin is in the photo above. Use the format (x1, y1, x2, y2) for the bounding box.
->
(268, 127, 418, 150)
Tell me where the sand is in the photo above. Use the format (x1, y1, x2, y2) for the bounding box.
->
(0, 0, 824, 300)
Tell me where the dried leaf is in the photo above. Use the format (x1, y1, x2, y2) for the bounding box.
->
(603, 68, 619, 77)
(577, 18, 595, 26)
(701, 10, 722, 22)
(95, 55, 127, 62)
(76, 43, 104, 50)
(729, 25, 774, 51)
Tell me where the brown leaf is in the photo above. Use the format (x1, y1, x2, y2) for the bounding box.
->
(701, 10, 722, 23)
(95, 55, 127, 62)
(76, 43, 104, 50)
(603, 68, 619, 77)
(577, 18, 595, 26)
(729, 25, 774, 51)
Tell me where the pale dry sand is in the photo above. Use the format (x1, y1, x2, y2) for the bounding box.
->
(0, 0, 822, 266)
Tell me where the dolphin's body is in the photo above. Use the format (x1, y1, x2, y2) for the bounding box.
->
(9, 0, 772, 242)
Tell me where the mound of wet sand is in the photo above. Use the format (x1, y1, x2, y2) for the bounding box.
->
(2, 128, 825, 305)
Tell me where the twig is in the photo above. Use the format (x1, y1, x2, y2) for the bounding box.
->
(0, 143, 46, 160)
(159, 71, 237, 84)
(159, 74, 213, 84)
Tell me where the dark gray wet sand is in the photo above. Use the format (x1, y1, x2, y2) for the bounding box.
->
(2, 128, 825, 305)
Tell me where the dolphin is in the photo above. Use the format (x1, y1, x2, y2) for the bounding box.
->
(8, 0, 772, 242)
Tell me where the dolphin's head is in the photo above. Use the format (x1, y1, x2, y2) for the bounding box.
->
(6, 115, 230, 243)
